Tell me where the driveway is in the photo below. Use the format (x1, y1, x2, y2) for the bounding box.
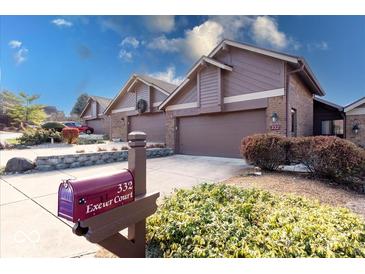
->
(0, 155, 247, 257)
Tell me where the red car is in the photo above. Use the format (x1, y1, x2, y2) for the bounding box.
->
(63, 121, 94, 134)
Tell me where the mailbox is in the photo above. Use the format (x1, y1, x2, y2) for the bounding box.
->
(58, 170, 134, 222)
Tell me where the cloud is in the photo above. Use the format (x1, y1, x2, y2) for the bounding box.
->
(51, 18, 73, 27)
(121, 36, 140, 48)
(307, 41, 329, 51)
(8, 40, 22, 49)
(14, 48, 29, 65)
(147, 20, 224, 61)
(118, 49, 133, 62)
(99, 17, 124, 34)
(148, 66, 184, 85)
(145, 16, 175, 33)
(209, 16, 252, 40)
(251, 16, 288, 49)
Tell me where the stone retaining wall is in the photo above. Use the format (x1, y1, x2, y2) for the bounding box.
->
(35, 148, 173, 172)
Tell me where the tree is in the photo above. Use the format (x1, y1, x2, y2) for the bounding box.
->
(71, 93, 89, 115)
(2, 91, 47, 128)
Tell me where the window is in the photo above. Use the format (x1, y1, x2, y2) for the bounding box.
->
(321, 120, 344, 136)
(291, 108, 297, 137)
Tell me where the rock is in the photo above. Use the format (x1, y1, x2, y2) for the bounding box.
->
(5, 157, 35, 173)
(36, 165, 53, 172)
(70, 162, 81, 168)
(56, 163, 69, 170)
(64, 157, 76, 164)
(96, 160, 105, 165)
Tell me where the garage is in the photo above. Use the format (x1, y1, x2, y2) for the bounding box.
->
(129, 113, 166, 143)
(178, 109, 266, 158)
(86, 118, 105, 134)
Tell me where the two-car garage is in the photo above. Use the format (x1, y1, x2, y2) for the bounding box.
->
(129, 113, 166, 143)
(177, 109, 266, 158)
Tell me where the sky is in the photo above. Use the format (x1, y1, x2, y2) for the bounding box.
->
(1, 15, 364, 114)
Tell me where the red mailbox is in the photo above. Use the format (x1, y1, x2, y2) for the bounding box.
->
(58, 170, 134, 222)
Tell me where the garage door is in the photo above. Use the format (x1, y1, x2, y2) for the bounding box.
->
(178, 109, 266, 158)
(86, 119, 105, 134)
(129, 113, 166, 143)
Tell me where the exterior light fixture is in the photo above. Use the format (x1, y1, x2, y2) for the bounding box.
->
(352, 124, 360, 134)
(271, 112, 279, 123)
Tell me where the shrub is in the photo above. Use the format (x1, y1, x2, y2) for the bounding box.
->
(241, 134, 288, 171)
(62, 127, 79, 144)
(290, 136, 365, 184)
(147, 184, 365, 258)
(146, 143, 166, 149)
(17, 128, 62, 146)
(41, 121, 65, 132)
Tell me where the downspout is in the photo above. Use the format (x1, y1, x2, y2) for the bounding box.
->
(286, 61, 305, 136)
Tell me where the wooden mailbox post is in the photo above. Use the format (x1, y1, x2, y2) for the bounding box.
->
(59, 131, 159, 258)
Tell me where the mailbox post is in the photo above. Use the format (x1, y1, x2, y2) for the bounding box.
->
(59, 131, 159, 258)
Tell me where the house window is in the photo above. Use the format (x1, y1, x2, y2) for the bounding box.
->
(321, 120, 344, 136)
(291, 108, 297, 136)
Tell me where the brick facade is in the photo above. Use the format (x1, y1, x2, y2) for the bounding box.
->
(165, 111, 176, 151)
(288, 74, 314, 136)
(110, 112, 128, 140)
(266, 96, 287, 136)
(346, 114, 365, 148)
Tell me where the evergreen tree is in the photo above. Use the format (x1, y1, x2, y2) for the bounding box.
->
(71, 93, 89, 115)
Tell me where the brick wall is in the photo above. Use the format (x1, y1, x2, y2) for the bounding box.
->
(266, 96, 287, 135)
(346, 114, 365, 148)
(110, 112, 128, 140)
(288, 74, 314, 136)
(165, 111, 176, 151)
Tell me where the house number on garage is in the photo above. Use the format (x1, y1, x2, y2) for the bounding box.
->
(271, 124, 281, 130)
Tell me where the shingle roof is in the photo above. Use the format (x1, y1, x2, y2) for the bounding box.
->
(89, 95, 112, 110)
(136, 74, 177, 94)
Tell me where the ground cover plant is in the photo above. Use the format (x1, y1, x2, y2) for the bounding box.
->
(147, 184, 365, 258)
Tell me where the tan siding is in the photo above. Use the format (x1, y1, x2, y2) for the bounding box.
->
(82, 103, 93, 118)
(170, 77, 198, 105)
(151, 87, 168, 104)
(135, 82, 149, 102)
(199, 65, 219, 108)
(113, 91, 136, 109)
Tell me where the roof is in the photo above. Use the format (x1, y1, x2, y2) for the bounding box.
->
(210, 39, 325, 96)
(104, 74, 177, 114)
(159, 56, 232, 109)
(79, 95, 112, 118)
(344, 96, 365, 112)
(314, 97, 343, 112)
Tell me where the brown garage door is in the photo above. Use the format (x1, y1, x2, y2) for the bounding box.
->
(178, 109, 266, 158)
(129, 113, 166, 143)
(86, 119, 105, 134)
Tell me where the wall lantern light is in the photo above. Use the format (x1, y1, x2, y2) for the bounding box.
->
(352, 124, 360, 134)
(271, 112, 279, 123)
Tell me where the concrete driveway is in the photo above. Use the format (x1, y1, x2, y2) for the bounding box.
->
(0, 155, 247, 257)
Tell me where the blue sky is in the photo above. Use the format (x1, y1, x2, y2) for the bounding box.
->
(1, 16, 364, 114)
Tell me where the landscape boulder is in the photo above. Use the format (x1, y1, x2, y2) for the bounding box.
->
(5, 157, 35, 173)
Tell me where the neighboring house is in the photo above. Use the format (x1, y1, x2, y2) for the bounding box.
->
(313, 97, 344, 138)
(80, 96, 112, 135)
(159, 39, 325, 158)
(344, 96, 365, 147)
(104, 74, 177, 142)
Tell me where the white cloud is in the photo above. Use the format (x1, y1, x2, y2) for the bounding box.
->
(14, 48, 29, 65)
(145, 16, 175, 33)
(51, 18, 73, 27)
(8, 40, 22, 49)
(147, 20, 224, 61)
(251, 16, 288, 49)
(118, 49, 133, 62)
(147, 35, 182, 52)
(120, 36, 140, 48)
(148, 66, 184, 85)
(209, 16, 252, 40)
(307, 41, 329, 51)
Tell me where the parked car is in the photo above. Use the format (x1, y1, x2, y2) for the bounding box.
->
(63, 121, 94, 134)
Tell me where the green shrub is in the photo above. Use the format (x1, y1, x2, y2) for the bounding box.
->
(41, 121, 65, 132)
(241, 134, 288, 171)
(17, 128, 62, 145)
(290, 136, 365, 184)
(147, 184, 365, 258)
(62, 127, 79, 144)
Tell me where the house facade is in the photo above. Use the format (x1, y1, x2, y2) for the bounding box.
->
(159, 40, 325, 158)
(104, 74, 176, 142)
(344, 97, 365, 147)
(80, 96, 112, 135)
